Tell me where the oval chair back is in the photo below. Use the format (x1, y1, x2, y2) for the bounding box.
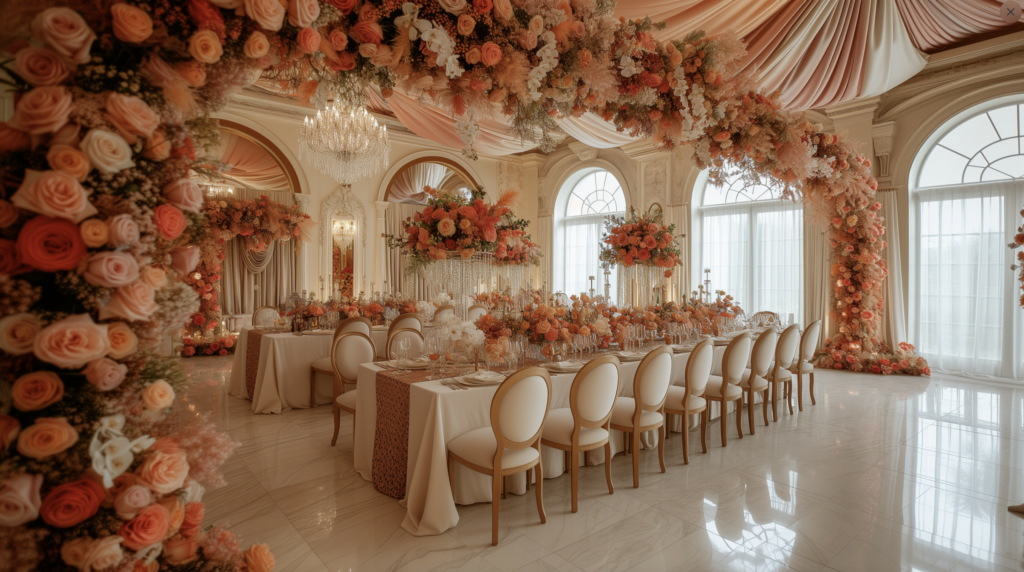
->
(434, 305, 455, 323)
(775, 325, 801, 371)
(467, 304, 488, 322)
(491, 367, 552, 451)
(570, 356, 620, 429)
(252, 306, 278, 327)
(386, 328, 424, 360)
(799, 320, 822, 365)
(331, 332, 375, 385)
(633, 345, 674, 415)
(337, 316, 372, 338)
(685, 339, 715, 398)
(721, 334, 753, 387)
(388, 313, 422, 339)
(750, 329, 778, 378)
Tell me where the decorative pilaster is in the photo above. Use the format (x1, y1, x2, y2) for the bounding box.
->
(872, 121, 897, 179)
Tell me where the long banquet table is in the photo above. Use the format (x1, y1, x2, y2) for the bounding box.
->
(353, 344, 742, 536)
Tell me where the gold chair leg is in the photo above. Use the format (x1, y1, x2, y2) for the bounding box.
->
(535, 460, 546, 524)
(681, 408, 690, 464)
(658, 424, 666, 473)
(700, 411, 708, 453)
(797, 372, 804, 411)
(735, 396, 743, 439)
(570, 444, 580, 513)
(584, 450, 591, 466)
(809, 372, 816, 405)
(631, 431, 640, 488)
(747, 390, 755, 435)
(604, 440, 614, 494)
(720, 402, 728, 447)
(787, 380, 794, 414)
(492, 473, 501, 546)
(309, 369, 316, 408)
(331, 406, 340, 446)
(771, 382, 778, 422)
(762, 390, 769, 426)
(502, 476, 508, 500)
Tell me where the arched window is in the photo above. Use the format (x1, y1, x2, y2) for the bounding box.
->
(913, 99, 1024, 379)
(694, 171, 803, 323)
(554, 168, 626, 297)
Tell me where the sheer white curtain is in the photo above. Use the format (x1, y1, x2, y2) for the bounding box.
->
(914, 181, 1023, 379)
(879, 190, 907, 346)
(701, 201, 803, 322)
(385, 202, 432, 300)
(563, 214, 614, 297)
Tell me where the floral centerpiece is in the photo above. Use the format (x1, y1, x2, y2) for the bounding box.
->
(494, 228, 542, 266)
(599, 207, 682, 274)
(1011, 205, 1024, 308)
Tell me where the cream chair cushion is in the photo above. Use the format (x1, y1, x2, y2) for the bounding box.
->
(610, 397, 663, 429)
(541, 408, 609, 447)
(739, 369, 768, 391)
(448, 427, 540, 470)
(311, 357, 332, 373)
(336, 391, 358, 411)
(705, 375, 742, 399)
(763, 362, 793, 381)
(664, 386, 707, 412)
(789, 360, 815, 372)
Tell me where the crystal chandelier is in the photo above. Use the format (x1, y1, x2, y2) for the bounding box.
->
(298, 101, 390, 184)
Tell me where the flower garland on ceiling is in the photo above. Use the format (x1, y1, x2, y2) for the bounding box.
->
(0, 0, 930, 569)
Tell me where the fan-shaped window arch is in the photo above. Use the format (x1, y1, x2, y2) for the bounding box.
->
(554, 168, 627, 297)
(565, 170, 626, 216)
(918, 103, 1024, 188)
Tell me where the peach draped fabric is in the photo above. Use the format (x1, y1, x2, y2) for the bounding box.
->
(896, 0, 1024, 52)
(217, 132, 291, 192)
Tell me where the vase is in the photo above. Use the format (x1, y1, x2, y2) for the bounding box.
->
(423, 252, 495, 319)
(617, 264, 665, 310)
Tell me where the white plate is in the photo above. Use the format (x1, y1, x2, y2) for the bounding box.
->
(542, 361, 584, 372)
(382, 358, 429, 369)
(462, 370, 505, 383)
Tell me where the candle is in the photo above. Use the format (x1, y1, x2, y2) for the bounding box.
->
(788, 312, 795, 325)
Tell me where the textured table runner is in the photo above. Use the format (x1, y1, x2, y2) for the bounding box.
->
(372, 367, 433, 499)
(245, 330, 269, 400)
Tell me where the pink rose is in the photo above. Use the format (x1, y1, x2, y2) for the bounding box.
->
(84, 251, 140, 288)
(140, 266, 168, 289)
(457, 14, 476, 35)
(33, 314, 110, 369)
(517, 30, 537, 50)
(528, 15, 544, 35)
(287, 0, 320, 27)
(153, 204, 187, 240)
(244, 0, 285, 31)
(297, 27, 320, 54)
(136, 448, 189, 495)
(329, 29, 347, 50)
(189, 30, 223, 64)
(107, 214, 140, 247)
(494, 0, 513, 21)
(162, 180, 203, 213)
(464, 46, 481, 64)
(82, 358, 128, 391)
(143, 128, 172, 161)
(104, 93, 159, 144)
(175, 61, 207, 88)
(0, 313, 42, 355)
(244, 31, 270, 58)
(31, 7, 96, 64)
(164, 537, 200, 565)
(370, 45, 393, 66)
(0, 473, 43, 527)
(437, 218, 457, 237)
(113, 484, 152, 520)
(46, 145, 92, 182)
(359, 43, 378, 58)
(0, 123, 30, 153)
(99, 281, 158, 322)
(10, 170, 97, 223)
(80, 129, 135, 174)
(142, 380, 175, 411)
(107, 321, 139, 359)
(350, 21, 383, 45)
(17, 418, 79, 459)
(111, 3, 153, 43)
(14, 47, 69, 87)
(170, 246, 200, 276)
(8, 86, 73, 135)
(480, 42, 502, 66)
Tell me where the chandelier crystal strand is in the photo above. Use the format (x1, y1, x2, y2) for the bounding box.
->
(298, 102, 390, 184)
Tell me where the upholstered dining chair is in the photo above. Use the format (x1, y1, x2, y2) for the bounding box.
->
(764, 324, 801, 420)
(330, 331, 375, 447)
(663, 338, 713, 464)
(751, 311, 779, 325)
(385, 328, 424, 360)
(467, 304, 488, 322)
(309, 316, 373, 407)
(790, 319, 822, 410)
(540, 355, 619, 512)
(610, 345, 673, 488)
(388, 313, 422, 336)
(704, 333, 752, 447)
(447, 367, 552, 545)
(434, 305, 455, 323)
(252, 305, 278, 327)
(740, 329, 778, 435)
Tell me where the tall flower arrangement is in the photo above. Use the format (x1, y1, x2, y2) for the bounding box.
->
(599, 207, 681, 275)
(1011, 205, 1024, 308)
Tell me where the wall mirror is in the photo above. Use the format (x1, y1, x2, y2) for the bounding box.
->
(332, 217, 356, 298)
(319, 185, 366, 301)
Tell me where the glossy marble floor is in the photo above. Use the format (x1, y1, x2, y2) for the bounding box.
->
(181, 356, 1024, 572)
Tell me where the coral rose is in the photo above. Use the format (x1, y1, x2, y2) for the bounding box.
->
(136, 447, 188, 495)
(113, 484, 152, 520)
(481, 42, 502, 66)
(140, 266, 168, 289)
(111, 3, 153, 43)
(244, 0, 286, 31)
(31, 8, 95, 64)
(297, 27, 321, 54)
(107, 214, 140, 246)
(8, 86, 73, 135)
(16, 215, 86, 273)
(329, 0, 357, 14)
(47, 145, 92, 182)
(494, 0, 513, 21)
(12, 371, 64, 411)
(464, 46, 481, 64)
(437, 218, 457, 237)
(21, 413, 82, 458)
(328, 29, 347, 50)
(518, 30, 537, 50)
(99, 281, 158, 322)
(105, 93, 159, 144)
(39, 478, 101, 528)
(244, 544, 276, 572)
(162, 180, 203, 214)
(119, 504, 171, 550)
(159, 495, 185, 535)
(165, 536, 200, 565)
(84, 251, 140, 288)
(142, 128, 172, 161)
(11, 169, 97, 223)
(0, 473, 42, 527)
(14, 47, 69, 87)
(189, 30, 223, 64)
(529, 15, 544, 35)
(350, 21, 383, 45)
(81, 129, 135, 174)
(175, 61, 207, 88)
(244, 31, 270, 58)
(474, 0, 493, 11)
(83, 358, 128, 391)
(180, 502, 205, 538)
(288, 0, 320, 27)
(33, 314, 110, 369)
(170, 245, 200, 275)
(69, 536, 125, 572)
(0, 123, 30, 153)
(457, 14, 476, 35)
(438, 0, 468, 13)
(142, 380, 176, 411)
(0, 199, 16, 228)
(107, 321, 139, 359)
(0, 415, 19, 455)
(0, 313, 42, 355)
(153, 204, 187, 240)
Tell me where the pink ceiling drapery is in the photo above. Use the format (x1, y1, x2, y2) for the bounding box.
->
(895, 0, 1022, 52)
(217, 132, 291, 192)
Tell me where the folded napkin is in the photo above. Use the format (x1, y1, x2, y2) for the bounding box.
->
(460, 370, 505, 385)
(384, 357, 430, 369)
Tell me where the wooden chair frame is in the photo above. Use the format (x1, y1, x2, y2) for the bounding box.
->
(539, 355, 619, 513)
(752, 311, 779, 324)
(329, 331, 374, 447)
(765, 324, 800, 420)
(466, 304, 488, 321)
(385, 328, 424, 360)
(664, 339, 713, 465)
(434, 305, 456, 322)
(387, 313, 422, 340)
(792, 319, 822, 411)
(447, 366, 552, 545)
(309, 316, 373, 408)
(252, 305, 279, 327)
(610, 345, 673, 489)
(742, 330, 777, 436)
(704, 333, 751, 448)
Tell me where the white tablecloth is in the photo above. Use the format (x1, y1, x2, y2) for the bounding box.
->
(228, 325, 399, 413)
